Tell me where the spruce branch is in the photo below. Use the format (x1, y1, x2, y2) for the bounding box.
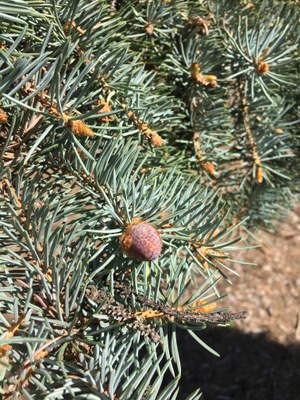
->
(1, 1, 299, 398)
(112, 282, 248, 325)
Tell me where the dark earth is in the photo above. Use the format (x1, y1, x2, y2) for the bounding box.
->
(178, 207, 300, 400)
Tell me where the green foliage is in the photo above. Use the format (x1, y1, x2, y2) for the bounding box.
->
(0, 0, 299, 399)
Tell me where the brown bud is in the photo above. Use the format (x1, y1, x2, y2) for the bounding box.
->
(256, 61, 269, 75)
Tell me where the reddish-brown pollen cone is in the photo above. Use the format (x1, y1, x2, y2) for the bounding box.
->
(120, 220, 162, 261)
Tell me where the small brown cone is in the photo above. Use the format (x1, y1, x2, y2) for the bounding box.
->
(120, 219, 162, 261)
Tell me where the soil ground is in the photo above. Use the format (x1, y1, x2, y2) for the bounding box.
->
(178, 207, 300, 400)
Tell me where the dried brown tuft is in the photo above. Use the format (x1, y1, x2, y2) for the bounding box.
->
(191, 300, 217, 313)
(145, 23, 154, 35)
(256, 61, 269, 74)
(150, 132, 163, 147)
(64, 19, 86, 35)
(66, 118, 94, 138)
(97, 99, 113, 122)
(256, 166, 264, 183)
(203, 161, 216, 176)
(0, 108, 8, 124)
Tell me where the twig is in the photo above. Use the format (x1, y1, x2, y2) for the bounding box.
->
(239, 80, 263, 183)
